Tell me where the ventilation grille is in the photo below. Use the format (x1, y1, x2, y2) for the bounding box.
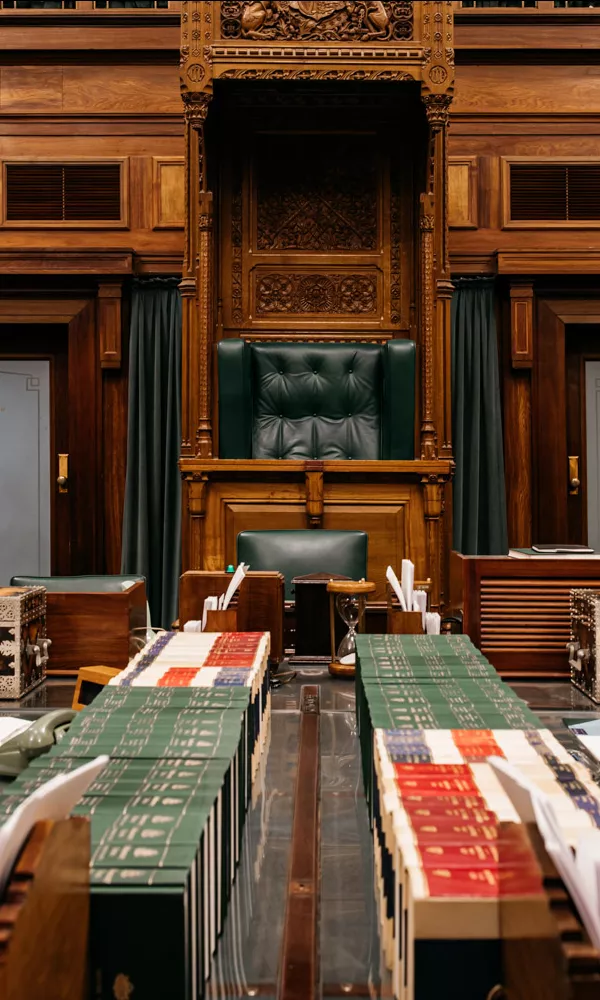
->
(510, 164, 600, 221)
(5, 164, 122, 222)
(478, 578, 587, 656)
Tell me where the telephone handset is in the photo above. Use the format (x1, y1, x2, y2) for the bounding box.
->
(0, 710, 76, 780)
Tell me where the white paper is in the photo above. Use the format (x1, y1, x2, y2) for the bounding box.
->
(488, 756, 600, 951)
(0, 755, 109, 898)
(183, 620, 203, 633)
(401, 560, 414, 615)
(412, 589, 428, 629)
(222, 563, 248, 611)
(386, 565, 407, 612)
(0, 718, 32, 746)
(202, 596, 219, 631)
(425, 612, 441, 635)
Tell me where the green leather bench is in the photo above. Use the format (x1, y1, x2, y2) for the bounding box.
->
(218, 340, 416, 461)
(11, 575, 145, 593)
(237, 530, 368, 602)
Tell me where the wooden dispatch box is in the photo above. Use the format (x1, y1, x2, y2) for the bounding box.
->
(44, 582, 146, 677)
(179, 571, 284, 664)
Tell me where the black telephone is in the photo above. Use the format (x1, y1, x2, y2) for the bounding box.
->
(0, 710, 75, 780)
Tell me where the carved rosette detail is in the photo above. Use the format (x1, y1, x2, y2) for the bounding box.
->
(256, 273, 378, 316)
(220, 2, 413, 43)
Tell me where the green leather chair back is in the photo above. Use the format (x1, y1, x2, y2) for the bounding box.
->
(10, 575, 146, 593)
(218, 340, 415, 461)
(237, 530, 368, 601)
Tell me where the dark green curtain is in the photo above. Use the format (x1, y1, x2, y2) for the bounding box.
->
(121, 278, 182, 628)
(452, 277, 508, 555)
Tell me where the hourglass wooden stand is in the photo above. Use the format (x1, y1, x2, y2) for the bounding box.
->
(327, 580, 376, 679)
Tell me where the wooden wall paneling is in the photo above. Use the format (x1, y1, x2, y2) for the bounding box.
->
(97, 282, 122, 369)
(448, 156, 478, 229)
(510, 282, 534, 369)
(68, 299, 101, 573)
(534, 299, 568, 543)
(152, 157, 185, 230)
(100, 283, 128, 574)
(503, 288, 533, 549)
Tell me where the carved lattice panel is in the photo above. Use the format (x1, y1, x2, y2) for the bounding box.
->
(219, 92, 417, 337)
(255, 134, 378, 253)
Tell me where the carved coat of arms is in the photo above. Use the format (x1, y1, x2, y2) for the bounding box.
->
(289, 1, 348, 19)
(240, 1, 399, 41)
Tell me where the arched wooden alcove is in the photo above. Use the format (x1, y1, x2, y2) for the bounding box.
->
(179, 1, 455, 609)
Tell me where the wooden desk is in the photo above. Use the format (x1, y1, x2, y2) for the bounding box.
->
(0, 818, 89, 1000)
(451, 552, 600, 677)
(45, 583, 146, 677)
(179, 571, 284, 663)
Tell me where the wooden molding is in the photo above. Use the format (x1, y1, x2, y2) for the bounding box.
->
(497, 250, 600, 276)
(97, 281, 122, 370)
(510, 283, 534, 369)
(0, 298, 90, 324)
(0, 249, 133, 274)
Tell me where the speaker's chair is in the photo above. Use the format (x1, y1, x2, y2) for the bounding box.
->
(218, 340, 416, 461)
(237, 529, 368, 602)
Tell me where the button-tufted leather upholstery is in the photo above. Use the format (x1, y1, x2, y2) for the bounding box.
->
(218, 339, 415, 461)
(237, 529, 368, 601)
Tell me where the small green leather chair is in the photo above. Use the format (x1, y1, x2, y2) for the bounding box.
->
(237, 530, 368, 601)
(218, 340, 416, 460)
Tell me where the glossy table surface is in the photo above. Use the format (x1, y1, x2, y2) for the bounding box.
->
(1, 672, 599, 998)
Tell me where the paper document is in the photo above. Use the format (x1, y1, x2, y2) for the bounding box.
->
(386, 566, 407, 611)
(401, 560, 414, 614)
(0, 718, 32, 746)
(0, 755, 109, 898)
(222, 563, 248, 611)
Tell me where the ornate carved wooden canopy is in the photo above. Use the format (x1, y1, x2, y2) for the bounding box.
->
(181, 2, 454, 109)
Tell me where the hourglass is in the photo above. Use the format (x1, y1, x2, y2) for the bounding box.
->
(327, 579, 376, 678)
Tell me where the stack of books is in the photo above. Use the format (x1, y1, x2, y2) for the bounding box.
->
(0, 631, 272, 1000)
(356, 634, 600, 1000)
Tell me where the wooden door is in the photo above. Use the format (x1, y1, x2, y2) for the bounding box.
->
(0, 324, 71, 577)
(566, 324, 600, 545)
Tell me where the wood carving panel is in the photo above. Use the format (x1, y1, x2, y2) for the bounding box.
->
(255, 134, 379, 253)
(254, 270, 379, 315)
(220, 1, 413, 43)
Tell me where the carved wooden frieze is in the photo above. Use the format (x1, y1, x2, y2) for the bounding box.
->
(181, 3, 455, 93)
(255, 135, 378, 253)
(220, 2, 413, 43)
(255, 271, 379, 315)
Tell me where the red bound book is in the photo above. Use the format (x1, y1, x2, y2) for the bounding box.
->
(408, 821, 502, 843)
(393, 764, 473, 778)
(401, 794, 489, 812)
(396, 776, 480, 796)
(404, 805, 497, 825)
(416, 839, 536, 869)
(422, 865, 544, 899)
